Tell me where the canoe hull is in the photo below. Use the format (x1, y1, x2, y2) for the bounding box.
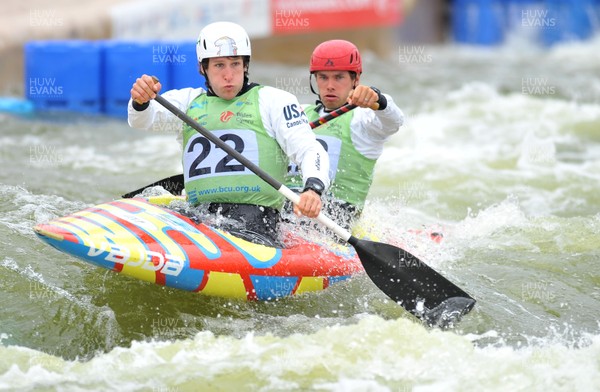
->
(34, 197, 363, 300)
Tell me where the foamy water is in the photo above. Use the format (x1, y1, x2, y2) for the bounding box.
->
(1, 36, 599, 391)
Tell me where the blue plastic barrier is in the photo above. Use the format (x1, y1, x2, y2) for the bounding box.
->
(24, 40, 208, 117)
(24, 40, 103, 113)
(103, 41, 171, 118)
(505, 0, 541, 31)
(452, 0, 506, 45)
(541, 0, 595, 46)
(167, 41, 206, 90)
(452, 0, 599, 46)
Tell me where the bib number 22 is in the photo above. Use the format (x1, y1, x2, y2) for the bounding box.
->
(184, 130, 258, 180)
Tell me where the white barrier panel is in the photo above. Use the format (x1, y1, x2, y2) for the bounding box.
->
(109, 0, 272, 40)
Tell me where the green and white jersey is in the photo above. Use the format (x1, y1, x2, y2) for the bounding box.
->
(181, 86, 287, 208)
(286, 96, 403, 210)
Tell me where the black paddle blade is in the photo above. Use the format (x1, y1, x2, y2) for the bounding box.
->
(349, 236, 475, 327)
(421, 297, 476, 329)
(122, 174, 185, 198)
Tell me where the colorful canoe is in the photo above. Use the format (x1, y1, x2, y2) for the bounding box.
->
(33, 196, 363, 300)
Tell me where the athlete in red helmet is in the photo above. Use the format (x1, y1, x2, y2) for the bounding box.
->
(287, 40, 404, 227)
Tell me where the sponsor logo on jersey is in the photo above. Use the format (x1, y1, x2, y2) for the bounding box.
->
(220, 110, 235, 122)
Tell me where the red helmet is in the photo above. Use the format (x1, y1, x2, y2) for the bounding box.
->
(309, 40, 362, 75)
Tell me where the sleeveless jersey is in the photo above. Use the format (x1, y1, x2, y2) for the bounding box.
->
(287, 105, 376, 209)
(182, 87, 288, 209)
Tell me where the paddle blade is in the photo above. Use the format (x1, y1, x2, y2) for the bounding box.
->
(122, 174, 185, 198)
(349, 237, 475, 327)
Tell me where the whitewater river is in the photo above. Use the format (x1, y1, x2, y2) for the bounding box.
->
(1, 36, 599, 391)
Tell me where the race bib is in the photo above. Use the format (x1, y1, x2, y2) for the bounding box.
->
(183, 129, 259, 181)
(288, 135, 342, 181)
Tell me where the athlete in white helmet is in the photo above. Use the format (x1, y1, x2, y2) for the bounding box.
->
(286, 39, 404, 228)
(128, 21, 330, 245)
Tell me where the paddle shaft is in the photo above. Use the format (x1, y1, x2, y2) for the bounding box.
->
(309, 102, 378, 128)
(153, 94, 352, 241)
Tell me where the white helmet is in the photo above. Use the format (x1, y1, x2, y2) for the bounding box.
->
(196, 21, 251, 63)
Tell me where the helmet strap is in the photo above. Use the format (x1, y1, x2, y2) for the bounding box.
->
(309, 73, 319, 97)
(243, 58, 250, 88)
(309, 74, 329, 111)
